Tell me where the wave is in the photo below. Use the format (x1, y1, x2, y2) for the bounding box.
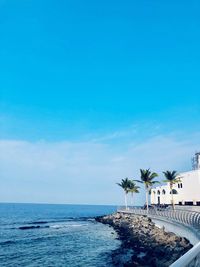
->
(50, 223, 85, 229)
(87, 218, 95, 221)
(19, 225, 50, 230)
(18, 222, 88, 230)
(28, 221, 48, 225)
(0, 217, 96, 229)
(12, 216, 95, 231)
(25, 217, 95, 225)
(0, 240, 16, 246)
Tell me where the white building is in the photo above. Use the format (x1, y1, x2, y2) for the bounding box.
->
(150, 152, 200, 206)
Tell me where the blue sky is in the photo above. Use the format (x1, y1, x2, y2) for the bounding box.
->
(0, 0, 200, 205)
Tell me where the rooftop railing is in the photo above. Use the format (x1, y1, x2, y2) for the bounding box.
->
(117, 206, 200, 267)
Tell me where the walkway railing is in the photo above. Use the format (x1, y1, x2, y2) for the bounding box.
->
(117, 206, 200, 267)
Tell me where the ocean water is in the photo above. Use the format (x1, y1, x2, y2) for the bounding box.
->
(0, 203, 120, 267)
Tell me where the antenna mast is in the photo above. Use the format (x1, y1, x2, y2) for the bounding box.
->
(192, 152, 200, 170)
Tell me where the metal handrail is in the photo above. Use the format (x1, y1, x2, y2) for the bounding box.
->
(170, 242, 200, 267)
(117, 207, 200, 231)
(117, 207, 200, 267)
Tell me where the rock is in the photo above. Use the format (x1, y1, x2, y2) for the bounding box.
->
(95, 212, 193, 266)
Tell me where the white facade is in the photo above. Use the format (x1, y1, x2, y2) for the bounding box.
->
(150, 169, 200, 206)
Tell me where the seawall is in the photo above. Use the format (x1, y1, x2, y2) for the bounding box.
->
(96, 212, 192, 267)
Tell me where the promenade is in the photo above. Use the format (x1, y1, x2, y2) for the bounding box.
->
(117, 206, 200, 267)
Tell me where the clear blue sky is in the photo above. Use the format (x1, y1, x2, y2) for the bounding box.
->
(0, 0, 200, 205)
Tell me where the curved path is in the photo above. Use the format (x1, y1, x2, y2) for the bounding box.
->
(117, 207, 200, 267)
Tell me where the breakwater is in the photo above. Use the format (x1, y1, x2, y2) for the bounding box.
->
(96, 212, 193, 266)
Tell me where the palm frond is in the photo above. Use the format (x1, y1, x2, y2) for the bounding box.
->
(163, 170, 179, 183)
(139, 169, 159, 188)
(116, 178, 133, 193)
(150, 181, 160, 185)
(133, 179, 143, 184)
(163, 179, 169, 183)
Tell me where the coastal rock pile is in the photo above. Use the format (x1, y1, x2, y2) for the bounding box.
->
(96, 212, 192, 267)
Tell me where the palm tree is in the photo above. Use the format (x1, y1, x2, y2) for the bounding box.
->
(135, 169, 159, 213)
(128, 181, 140, 207)
(117, 178, 132, 210)
(163, 171, 180, 210)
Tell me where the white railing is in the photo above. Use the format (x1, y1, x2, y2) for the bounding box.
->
(117, 206, 200, 232)
(117, 206, 200, 267)
(170, 242, 200, 267)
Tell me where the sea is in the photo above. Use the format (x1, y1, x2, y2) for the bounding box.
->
(0, 203, 120, 267)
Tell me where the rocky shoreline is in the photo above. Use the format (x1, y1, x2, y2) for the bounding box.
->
(95, 212, 193, 267)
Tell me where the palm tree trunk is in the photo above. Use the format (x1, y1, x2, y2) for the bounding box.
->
(131, 193, 134, 207)
(124, 192, 128, 210)
(170, 184, 175, 210)
(146, 187, 149, 214)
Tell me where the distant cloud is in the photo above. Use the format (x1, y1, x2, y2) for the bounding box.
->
(90, 125, 138, 142)
(0, 131, 199, 205)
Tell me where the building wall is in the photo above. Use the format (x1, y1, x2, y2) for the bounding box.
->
(150, 170, 200, 205)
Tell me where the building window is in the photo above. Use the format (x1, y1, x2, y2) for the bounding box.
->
(178, 183, 183, 189)
(170, 189, 178, 194)
(185, 201, 193, 206)
(162, 189, 166, 195)
(157, 190, 160, 195)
